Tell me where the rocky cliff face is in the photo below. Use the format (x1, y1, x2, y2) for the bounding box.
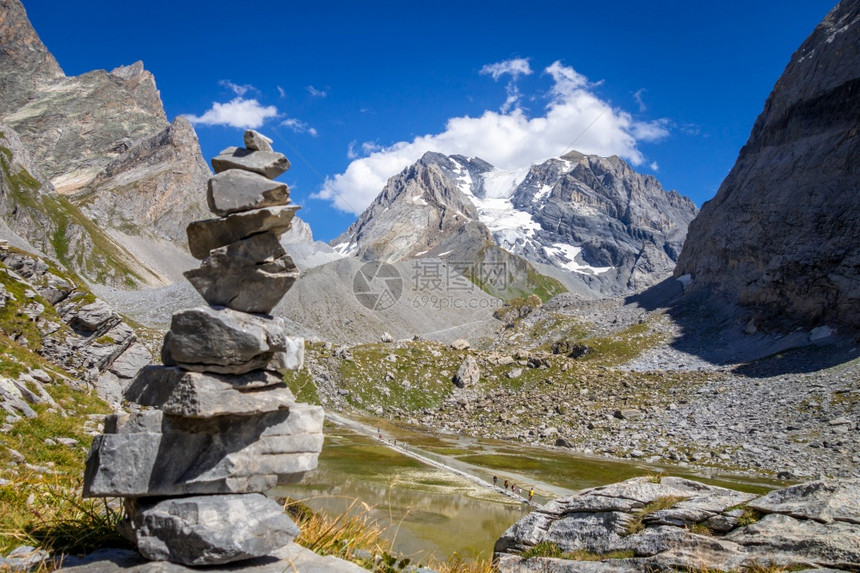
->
(334, 150, 697, 297)
(0, 0, 209, 287)
(0, 0, 63, 115)
(0, 123, 170, 287)
(675, 1, 860, 334)
(510, 151, 697, 293)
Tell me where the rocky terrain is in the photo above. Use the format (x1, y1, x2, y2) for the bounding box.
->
(675, 0, 860, 336)
(495, 476, 860, 572)
(0, 0, 857, 569)
(0, 243, 152, 409)
(292, 288, 859, 481)
(0, 0, 208, 288)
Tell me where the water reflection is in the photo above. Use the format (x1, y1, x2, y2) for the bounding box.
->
(274, 418, 777, 563)
(275, 428, 530, 562)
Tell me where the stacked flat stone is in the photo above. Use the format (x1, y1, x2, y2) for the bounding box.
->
(82, 130, 323, 567)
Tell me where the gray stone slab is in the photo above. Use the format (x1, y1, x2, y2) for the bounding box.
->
(169, 348, 302, 376)
(211, 148, 289, 179)
(748, 478, 860, 524)
(727, 513, 860, 569)
(83, 405, 323, 497)
(184, 232, 298, 313)
(161, 307, 296, 375)
(187, 205, 299, 260)
(123, 366, 293, 417)
(207, 169, 288, 216)
(243, 129, 273, 152)
(123, 494, 298, 566)
(58, 542, 368, 572)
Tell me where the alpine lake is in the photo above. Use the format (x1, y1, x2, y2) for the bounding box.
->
(272, 414, 780, 565)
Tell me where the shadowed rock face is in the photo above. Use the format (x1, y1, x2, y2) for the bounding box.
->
(675, 1, 860, 334)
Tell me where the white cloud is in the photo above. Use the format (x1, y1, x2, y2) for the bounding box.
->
(277, 85, 286, 98)
(479, 58, 533, 80)
(282, 117, 318, 137)
(650, 161, 659, 171)
(315, 60, 670, 214)
(219, 80, 254, 97)
(481, 58, 533, 113)
(633, 88, 647, 112)
(681, 123, 702, 136)
(348, 140, 383, 159)
(306, 85, 327, 98)
(184, 97, 279, 129)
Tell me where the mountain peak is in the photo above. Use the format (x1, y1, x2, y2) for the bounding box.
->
(335, 151, 698, 296)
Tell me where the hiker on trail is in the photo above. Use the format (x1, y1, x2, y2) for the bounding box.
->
(504, 479, 509, 490)
(529, 488, 534, 503)
(493, 475, 498, 487)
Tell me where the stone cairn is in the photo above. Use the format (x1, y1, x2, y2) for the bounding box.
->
(82, 130, 323, 566)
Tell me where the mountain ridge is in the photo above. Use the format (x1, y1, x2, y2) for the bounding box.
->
(334, 150, 698, 298)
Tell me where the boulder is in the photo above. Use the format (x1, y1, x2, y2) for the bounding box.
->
(450, 338, 470, 350)
(726, 513, 860, 569)
(207, 169, 289, 216)
(453, 355, 480, 388)
(747, 479, 860, 525)
(70, 299, 116, 332)
(122, 494, 299, 566)
(124, 366, 293, 417)
(187, 205, 300, 259)
(495, 476, 860, 573)
(211, 147, 290, 179)
(184, 232, 299, 313)
(243, 130, 273, 152)
(83, 405, 324, 497)
(160, 307, 302, 375)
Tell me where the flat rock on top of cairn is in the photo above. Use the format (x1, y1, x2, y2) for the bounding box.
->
(244, 129, 273, 152)
(207, 169, 289, 217)
(186, 204, 299, 259)
(212, 146, 290, 179)
(184, 231, 299, 314)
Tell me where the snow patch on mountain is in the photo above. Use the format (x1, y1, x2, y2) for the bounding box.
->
(450, 156, 612, 276)
(544, 243, 612, 275)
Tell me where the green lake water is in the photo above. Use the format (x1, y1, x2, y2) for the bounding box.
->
(273, 416, 779, 564)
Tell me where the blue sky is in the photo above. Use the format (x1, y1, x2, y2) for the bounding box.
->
(25, 1, 835, 242)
